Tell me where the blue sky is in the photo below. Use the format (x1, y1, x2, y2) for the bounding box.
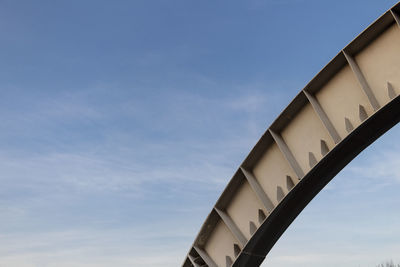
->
(1, 0, 400, 266)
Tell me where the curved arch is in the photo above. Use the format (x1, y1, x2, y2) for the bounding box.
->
(183, 3, 400, 267)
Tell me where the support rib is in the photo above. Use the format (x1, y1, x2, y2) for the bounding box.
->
(303, 90, 342, 144)
(391, 10, 400, 27)
(188, 255, 200, 267)
(343, 50, 380, 111)
(240, 167, 275, 213)
(193, 246, 217, 267)
(214, 208, 248, 247)
(269, 129, 304, 178)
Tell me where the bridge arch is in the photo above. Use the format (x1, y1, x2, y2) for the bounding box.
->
(183, 2, 400, 266)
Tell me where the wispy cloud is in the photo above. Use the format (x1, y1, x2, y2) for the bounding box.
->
(0, 82, 292, 266)
(0, 226, 190, 267)
(349, 151, 400, 184)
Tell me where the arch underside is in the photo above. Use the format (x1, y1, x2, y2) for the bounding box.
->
(183, 2, 400, 267)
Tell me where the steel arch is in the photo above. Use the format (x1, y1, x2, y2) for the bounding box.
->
(183, 2, 400, 267)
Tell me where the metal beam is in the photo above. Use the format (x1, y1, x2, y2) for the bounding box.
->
(214, 207, 248, 247)
(193, 246, 217, 267)
(391, 10, 400, 26)
(240, 167, 275, 213)
(303, 90, 342, 144)
(269, 129, 304, 179)
(188, 255, 200, 267)
(343, 50, 380, 111)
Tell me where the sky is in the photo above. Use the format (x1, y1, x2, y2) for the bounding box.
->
(0, 0, 400, 266)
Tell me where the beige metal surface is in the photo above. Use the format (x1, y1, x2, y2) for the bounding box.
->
(253, 142, 298, 207)
(225, 180, 266, 241)
(183, 2, 400, 267)
(355, 24, 400, 107)
(315, 64, 373, 139)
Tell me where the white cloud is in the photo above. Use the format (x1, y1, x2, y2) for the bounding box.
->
(0, 227, 188, 267)
(349, 150, 400, 183)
